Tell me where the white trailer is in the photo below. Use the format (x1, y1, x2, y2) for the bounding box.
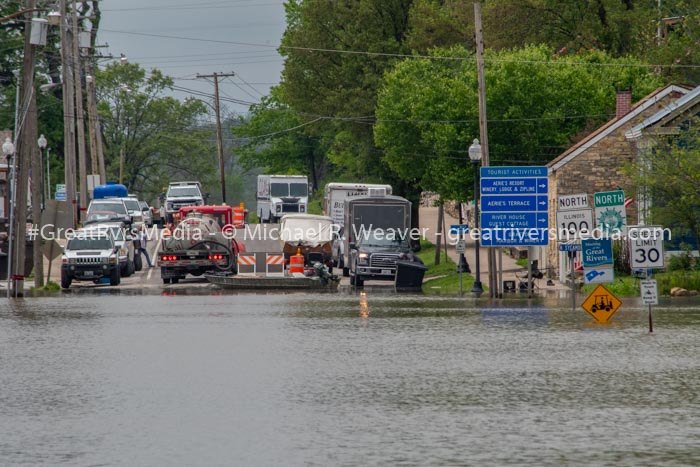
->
(323, 182, 392, 273)
(257, 175, 309, 223)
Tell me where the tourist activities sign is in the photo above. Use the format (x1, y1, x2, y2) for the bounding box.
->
(581, 238, 614, 284)
(581, 284, 622, 323)
(479, 166, 548, 246)
(594, 190, 627, 235)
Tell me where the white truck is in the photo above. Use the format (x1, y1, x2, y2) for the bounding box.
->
(257, 175, 308, 223)
(323, 182, 392, 272)
(164, 181, 204, 224)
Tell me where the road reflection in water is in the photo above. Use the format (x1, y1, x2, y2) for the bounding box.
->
(1, 291, 699, 466)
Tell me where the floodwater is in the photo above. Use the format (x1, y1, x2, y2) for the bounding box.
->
(1, 290, 699, 466)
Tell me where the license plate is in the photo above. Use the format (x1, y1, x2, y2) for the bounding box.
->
(83, 270, 94, 277)
(186, 250, 200, 257)
(381, 269, 392, 275)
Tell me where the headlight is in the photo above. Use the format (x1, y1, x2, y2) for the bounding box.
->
(68, 258, 77, 264)
(300, 205, 305, 212)
(275, 204, 281, 212)
(167, 203, 173, 210)
(358, 253, 369, 265)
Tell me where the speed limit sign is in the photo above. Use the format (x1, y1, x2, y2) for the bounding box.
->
(629, 225, 665, 269)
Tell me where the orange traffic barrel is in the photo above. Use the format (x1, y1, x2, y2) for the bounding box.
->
(289, 248, 304, 274)
(233, 204, 245, 228)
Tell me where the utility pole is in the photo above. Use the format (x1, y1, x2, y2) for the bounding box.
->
(474, 2, 499, 298)
(196, 72, 234, 204)
(12, 0, 37, 296)
(72, 0, 88, 218)
(60, 0, 76, 228)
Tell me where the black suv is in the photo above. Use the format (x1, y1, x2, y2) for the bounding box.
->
(349, 229, 420, 287)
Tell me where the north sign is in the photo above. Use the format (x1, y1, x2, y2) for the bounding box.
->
(594, 189, 627, 235)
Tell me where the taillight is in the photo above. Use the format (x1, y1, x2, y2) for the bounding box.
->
(208, 254, 225, 261)
(160, 255, 177, 261)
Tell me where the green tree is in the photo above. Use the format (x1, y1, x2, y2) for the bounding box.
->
(374, 45, 662, 200)
(627, 123, 700, 249)
(278, 0, 413, 182)
(233, 91, 328, 191)
(96, 63, 215, 202)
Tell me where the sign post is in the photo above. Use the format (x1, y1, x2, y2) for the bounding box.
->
(629, 225, 665, 333)
(560, 242, 582, 312)
(456, 239, 466, 295)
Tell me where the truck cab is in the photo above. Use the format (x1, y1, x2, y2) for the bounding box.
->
(349, 229, 417, 286)
(60, 231, 121, 288)
(342, 194, 417, 286)
(257, 175, 308, 223)
(164, 181, 204, 223)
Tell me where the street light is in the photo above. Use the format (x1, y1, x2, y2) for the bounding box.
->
(3, 137, 16, 297)
(469, 138, 483, 294)
(38, 134, 48, 208)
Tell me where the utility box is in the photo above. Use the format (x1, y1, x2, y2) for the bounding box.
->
(30, 18, 48, 46)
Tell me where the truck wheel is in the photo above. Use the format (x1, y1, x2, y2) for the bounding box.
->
(126, 259, 135, 277)
(60, 272, 72, 289)
(134, 253, 143, 271)
(355, 275, 364, 287)
(110, 267, 121, 286)
(343, 267, 349, 277)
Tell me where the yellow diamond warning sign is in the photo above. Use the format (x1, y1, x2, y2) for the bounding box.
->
(581, 284, 622, 323)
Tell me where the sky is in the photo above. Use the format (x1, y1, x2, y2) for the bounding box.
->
(98, 0, 288, 120)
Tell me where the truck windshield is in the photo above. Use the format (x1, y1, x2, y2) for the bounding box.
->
(290, 183, 308, 196)
(67, 237, 113, 250)
(124, 199, 141, 212)
(358, 231, 409, 248)
(88, 202, 127, 216)
(270, 183, 288, 197)
(168, 186, 200, 197)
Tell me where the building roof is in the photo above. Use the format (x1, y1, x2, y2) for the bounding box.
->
(548, 84, 690, 172)
(625, 85, 700, 139)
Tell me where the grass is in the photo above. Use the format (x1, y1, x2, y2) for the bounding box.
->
(417, 239, 477, 294)
(515, 258, 528, 268)
(582, 270, 700, 296)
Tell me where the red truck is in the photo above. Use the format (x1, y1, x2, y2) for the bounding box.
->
(158, 206, 246, 284)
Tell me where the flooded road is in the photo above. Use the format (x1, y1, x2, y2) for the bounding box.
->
(1, 291, 699, 466)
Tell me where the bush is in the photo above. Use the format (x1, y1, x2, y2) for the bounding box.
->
(667, 243, 697, 271)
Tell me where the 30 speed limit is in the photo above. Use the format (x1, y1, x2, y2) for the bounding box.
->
(629, 225, 665, 269)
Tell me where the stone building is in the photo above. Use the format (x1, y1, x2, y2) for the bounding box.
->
(542, 84, 693, 281)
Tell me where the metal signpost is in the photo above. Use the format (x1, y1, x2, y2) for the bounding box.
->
(560, 242, 582, 311)
(581, 238, 614, 284)
(594, 190, 627, 235)
(480, 166, 548, 297)
(629, 225, 665, 333)
(456, 239, 466, 295)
